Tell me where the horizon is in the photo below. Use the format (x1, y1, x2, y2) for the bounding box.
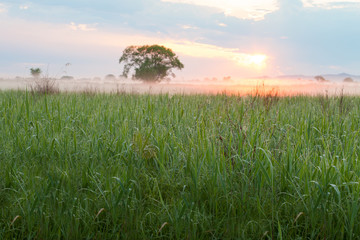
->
(2, 71, 360, 81)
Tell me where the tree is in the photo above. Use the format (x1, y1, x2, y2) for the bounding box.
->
(30, 68, 42, 79)
(119, 45, 184, 82)
(314, 75, 327, 82)
(60, 76, 74, 80)
(343, 77, 354, 83)
(105, 74, 116, 81)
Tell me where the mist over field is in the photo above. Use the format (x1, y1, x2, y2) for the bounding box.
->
(1, 74, 360, 96)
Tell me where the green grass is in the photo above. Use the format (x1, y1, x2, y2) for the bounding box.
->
(0, 90, 360, 239)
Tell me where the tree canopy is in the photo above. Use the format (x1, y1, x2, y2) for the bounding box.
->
(30, 68, 42, 78)
(119, 45, 184, 82)
(343, 77, 354, 83)
(314, 75, 328, 82)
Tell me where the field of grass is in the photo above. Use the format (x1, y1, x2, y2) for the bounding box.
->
(1, 90, 360, 239)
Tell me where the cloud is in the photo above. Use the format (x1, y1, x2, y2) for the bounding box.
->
(161, 0, 279, 20)
(0, 3, 8, 13)
(69, 22, 97, 31)
(22, 62, 47, 67)
(0, 16, 271, 78)
(329, 65, 341, 70)
(180, 24, 198, 30)
(165, 41, 268, 69)
(1, 0, 359, 77)
(19, 5, 29, 10)
(302, 0, 360, 8)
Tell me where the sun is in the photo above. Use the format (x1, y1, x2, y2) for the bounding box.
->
(248, 54, 267, 66)
(235, 54, 268, 68)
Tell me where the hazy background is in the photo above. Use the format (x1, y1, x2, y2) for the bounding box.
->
(1, 75, 359, 96)
(0, 0, 360, 81)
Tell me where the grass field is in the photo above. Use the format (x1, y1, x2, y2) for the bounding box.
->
(1, 90, 360, 239)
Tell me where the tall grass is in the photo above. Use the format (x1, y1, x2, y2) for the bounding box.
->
(0, 90, 359, 239)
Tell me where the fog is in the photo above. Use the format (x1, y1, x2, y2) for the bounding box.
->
(1, 76, 360, 96)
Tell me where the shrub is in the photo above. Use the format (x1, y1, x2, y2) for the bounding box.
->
(30, 75, 59, 95)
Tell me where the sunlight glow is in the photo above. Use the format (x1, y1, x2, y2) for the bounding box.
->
(165, 41, 269, 69)
(235, 54, 267, 68)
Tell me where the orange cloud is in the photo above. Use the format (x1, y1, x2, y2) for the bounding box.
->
(69, 22, 98, 31)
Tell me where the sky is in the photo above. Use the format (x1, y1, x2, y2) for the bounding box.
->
(0, 0, 360, 79)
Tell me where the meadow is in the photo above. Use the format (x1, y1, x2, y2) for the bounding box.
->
(1, 89, 360, 239)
